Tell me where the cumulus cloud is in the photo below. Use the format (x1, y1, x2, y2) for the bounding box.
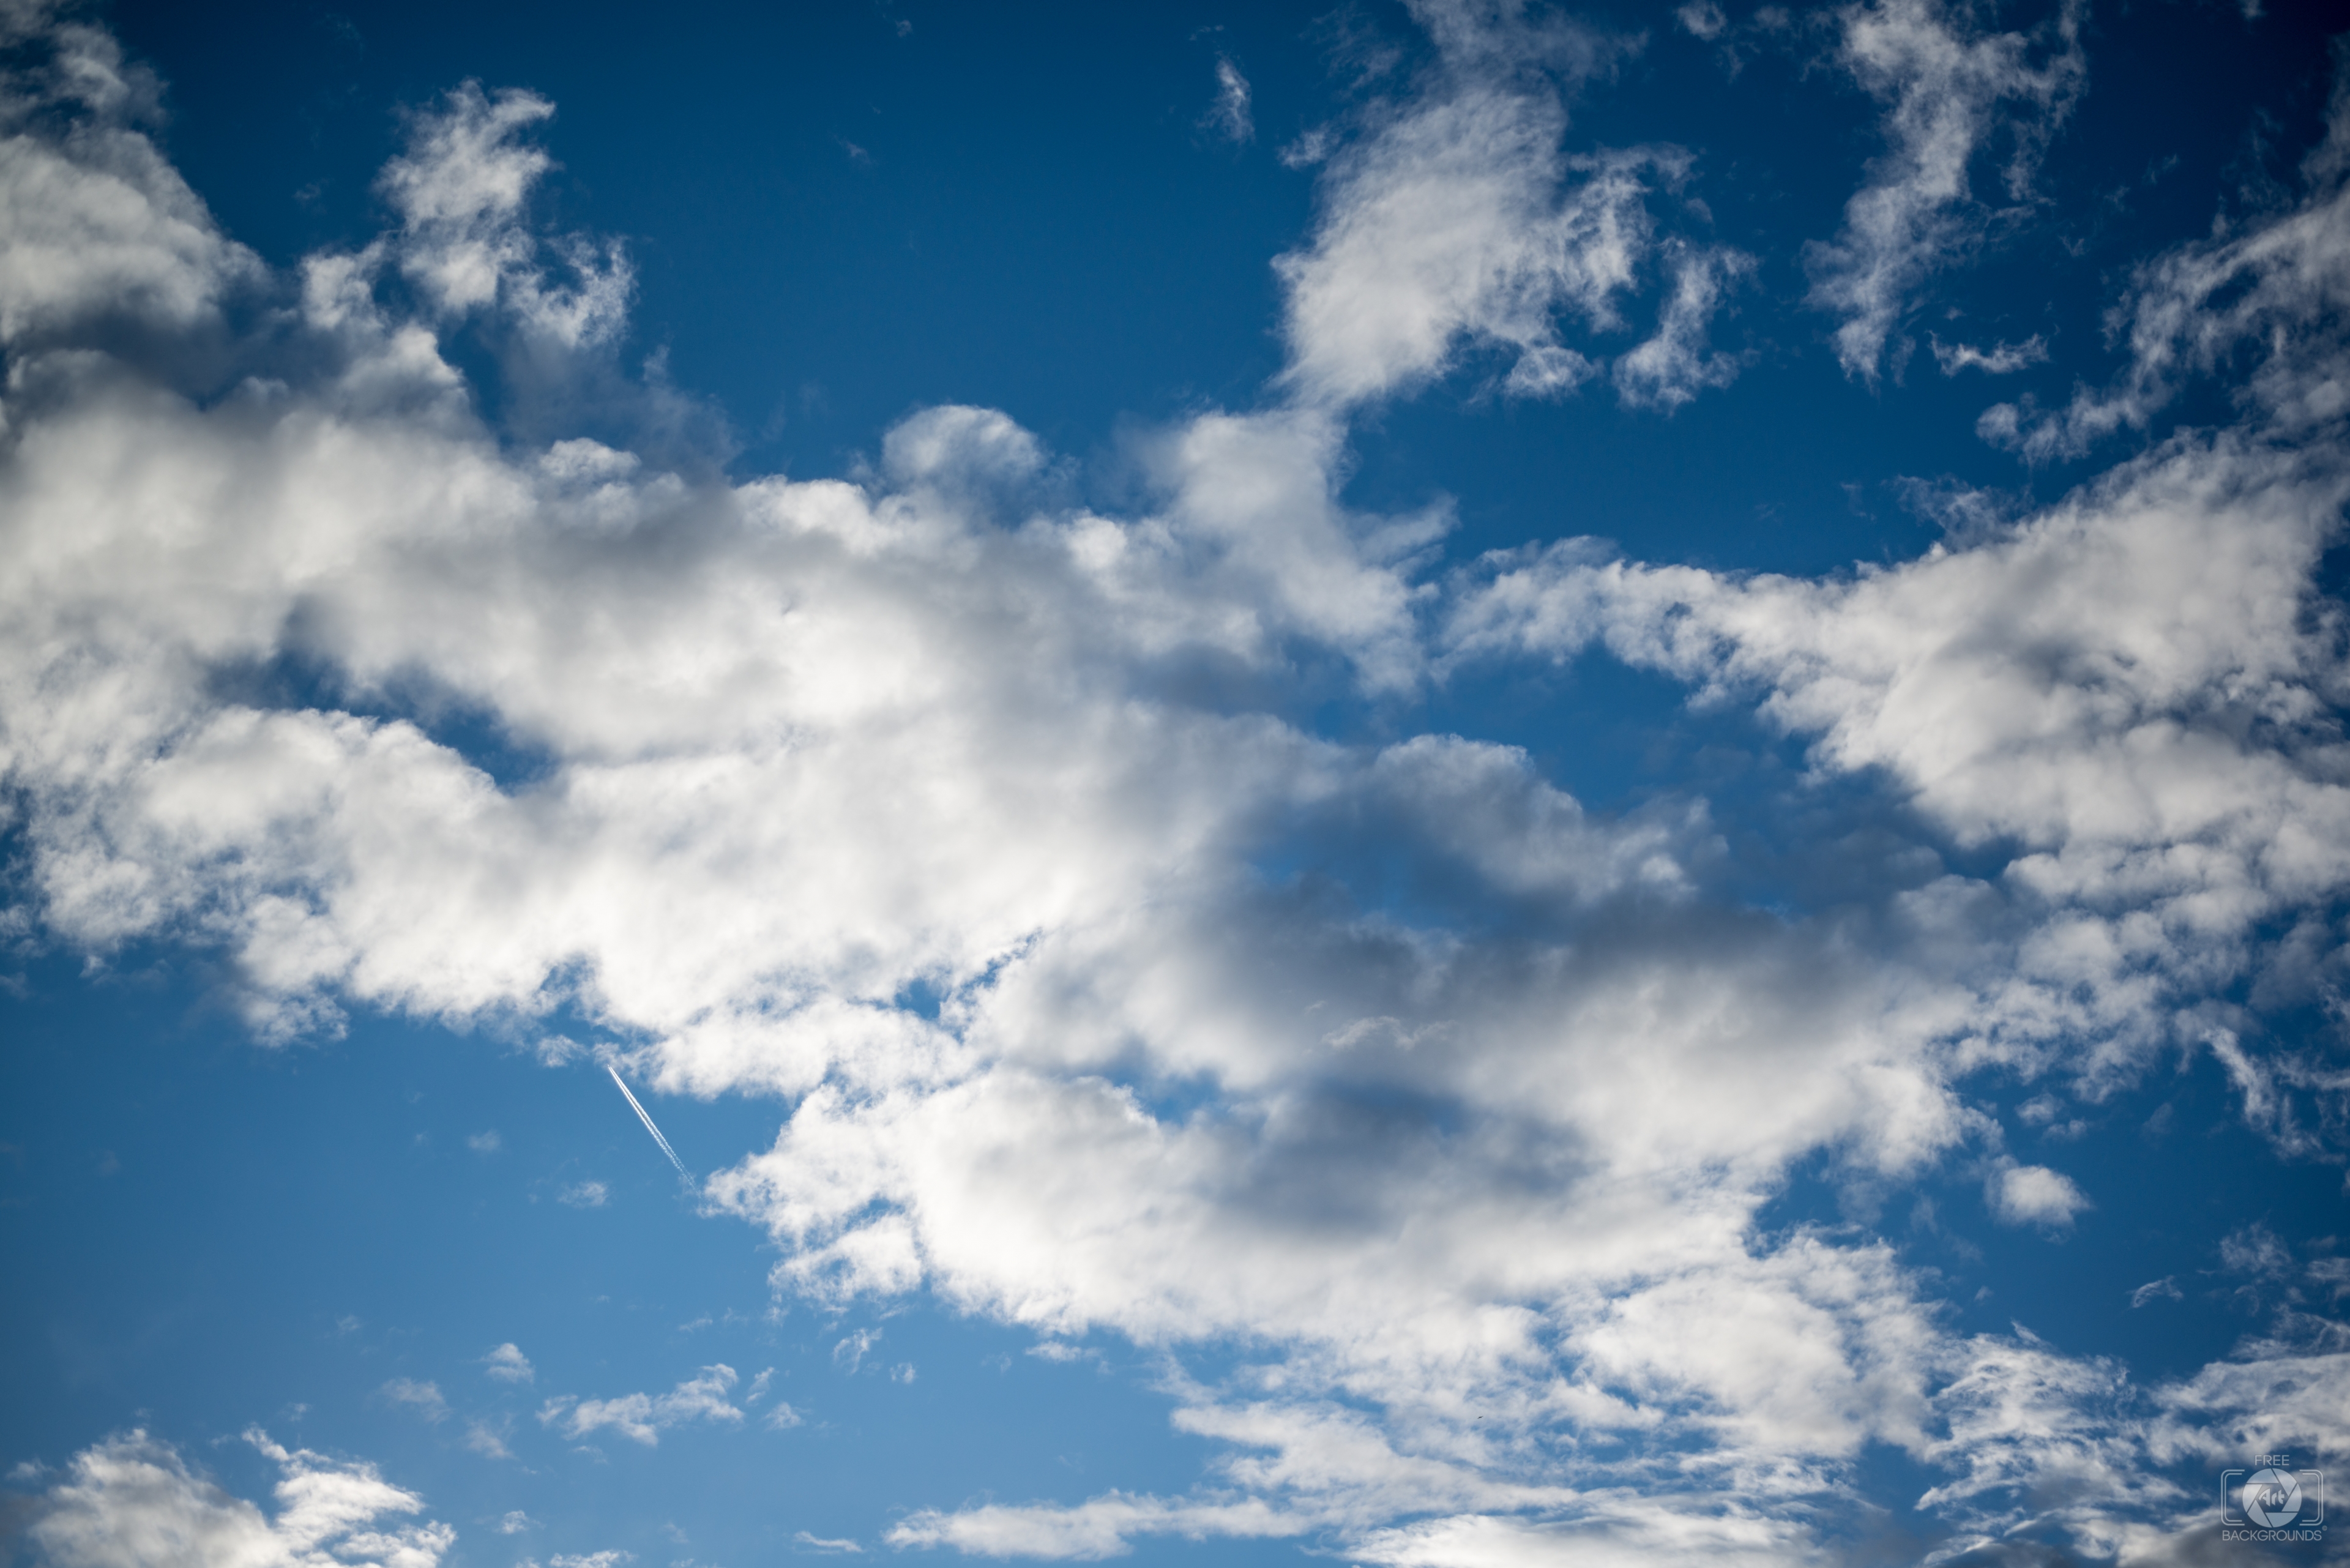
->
(1988, 1162, 2091, 1228)
(0, 5, 2345, 1566)
(0, 9, 261, 346)
(540, 1367, 745, 1446)
(1807, 0, 2085, 381)
(20, 1429, 452, 1568)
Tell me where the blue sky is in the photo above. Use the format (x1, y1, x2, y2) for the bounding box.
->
(3, 2, 2349, 1567)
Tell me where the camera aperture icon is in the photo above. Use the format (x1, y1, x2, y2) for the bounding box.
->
(2225, 1463, 2326, 1532)
(2249, 1469, 2306, 1528)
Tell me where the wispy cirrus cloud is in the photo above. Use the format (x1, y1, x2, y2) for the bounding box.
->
(378, 1378, 450, 1424)
(1203, 56, 1253, 144)
(1982, 49, 2350, 459)
(1807, 0, 2086, 381)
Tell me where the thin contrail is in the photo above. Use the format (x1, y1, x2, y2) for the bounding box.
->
(606, 1065, 687, 1177)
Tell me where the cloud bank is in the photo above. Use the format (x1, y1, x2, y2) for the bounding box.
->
(1, 2, 2346, 1565)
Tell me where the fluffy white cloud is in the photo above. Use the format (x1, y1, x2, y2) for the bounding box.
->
(1449, 430, 2350, 1102)
(1806, 0, 2085, 380)
(0, 8, 259, 345)
(375, 83, 630, 346)
(1987, 1162, 2091, 1228)
(21, 1430, 452, 1568)
(1273, 2, 1744, 410)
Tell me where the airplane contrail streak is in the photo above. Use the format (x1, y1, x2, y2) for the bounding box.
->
(606, 1065, 688, 1177)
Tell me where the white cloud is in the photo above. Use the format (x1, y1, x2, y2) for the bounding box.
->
(497, 1510, 539, 1534)
(1204, 57, 1253, 145)
(2152, 1340, 2350, 1463)
(1982, 58, 2350, 460)
(461, 1421, 513, 1461)
(0, 12, 261, 345)
(1447, 429, 2350, 1109)
(22, 1428, 452, 1568)
(1275, 99, 1662, 406)
(483, 1342, 535, 1383)
(1987, 1162, 2091, 1228)
(1676, 3, 1728, 42)
(559, 1182, 609, 1209)
(375, 83, 630, 347)
(1806, 0, 2085, 381)
(1930, 332, 2046, 375)
(1274, 4, 1744, 411)
(379, 1378, 450, 1424)
(540, 1366, 744, 1447)
(1611, 241, 1752, 410)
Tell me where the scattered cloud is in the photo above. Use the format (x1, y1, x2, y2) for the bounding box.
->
(463, 1419, 513, 1460)
(379, 1377, 450, 1424)
(1274, 6, 1744, 411)
(1981, 58, 2350, 458)
(20, 1430, 452, 1568)
(1988, 1162, 2092, 1228)
(1930, 332, 2047, 374)
(540, 1367, 745, 1447)
(1203, 57, 1253, 144)
(483, 1342, 535, 1383)
(559, 1181, 609, 1209)
(1676, 2, 1728, 42)
(376, 83, 632, 347)
(1807, 0, 2086, 380)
